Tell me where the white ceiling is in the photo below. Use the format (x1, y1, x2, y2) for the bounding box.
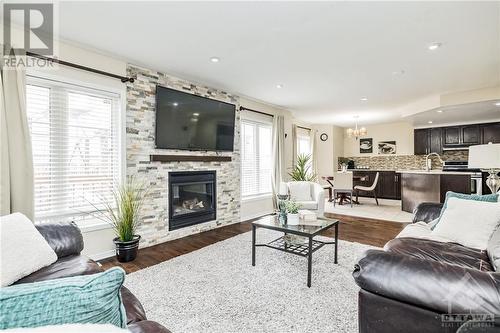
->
(407, 100, 500, 128)
(52, 2, 500, 126)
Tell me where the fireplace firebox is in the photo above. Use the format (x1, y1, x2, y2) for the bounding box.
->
(168, 171, 216, 231)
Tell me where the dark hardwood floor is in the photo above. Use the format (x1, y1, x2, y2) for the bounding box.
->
(99, 214, 407, 273)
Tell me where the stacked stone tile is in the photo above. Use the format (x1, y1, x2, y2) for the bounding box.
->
(126, 64, 241, 248)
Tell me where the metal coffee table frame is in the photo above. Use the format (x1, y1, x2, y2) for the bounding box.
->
(251, 217, 339, 288)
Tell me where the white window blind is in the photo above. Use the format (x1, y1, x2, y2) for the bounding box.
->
(26, 76, 121, 223)
(240, 111, 273, 198)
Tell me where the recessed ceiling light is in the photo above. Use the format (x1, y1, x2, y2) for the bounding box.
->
(210, 57, 220, 63)
(193, 113, 200, 116)
(436, 110, 443, 113)
(360, 97, 368, 101)
(172, 102, 178, 107)
(276, 84, 283, 89)
(392, 70, 405, 76)
(428, 42, 442, 51)
(428, 121, 433, 124)
(495, 102, 500, 106)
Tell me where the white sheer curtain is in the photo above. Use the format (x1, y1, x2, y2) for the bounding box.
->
(0, 48, 34, 219)
(310, 129, 318, 180)
(271, 115, 285, 209)
(292, 124, 298, 166)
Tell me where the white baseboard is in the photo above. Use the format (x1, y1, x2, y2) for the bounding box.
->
(89, 249, 115, 261)
(240, 211, 273, 222)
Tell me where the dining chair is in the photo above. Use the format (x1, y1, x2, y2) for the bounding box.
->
(333, 172, 354, 207)
(354, 172, 380, 205)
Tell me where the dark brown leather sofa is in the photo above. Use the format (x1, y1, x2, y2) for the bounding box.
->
(13, 222, 170, 333)
(353, 203, 500, 333)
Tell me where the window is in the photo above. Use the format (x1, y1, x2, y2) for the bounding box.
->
(240, 111, 273, 198)
(296, 127, 311, 156)
(26, 76, 121, 223)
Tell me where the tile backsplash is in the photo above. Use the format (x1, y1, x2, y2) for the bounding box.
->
(339, 150, 469, 170)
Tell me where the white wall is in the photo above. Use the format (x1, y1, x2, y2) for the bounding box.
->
(310, 124, 345, 182)
(332, 126, 345, 171)
(342, 121, 414, 157)
(312, 125, 333, 184)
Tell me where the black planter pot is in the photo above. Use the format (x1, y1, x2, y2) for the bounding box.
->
(113, 235, 141, 263)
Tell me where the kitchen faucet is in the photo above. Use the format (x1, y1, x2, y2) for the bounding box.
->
(425, 152, 444, 171)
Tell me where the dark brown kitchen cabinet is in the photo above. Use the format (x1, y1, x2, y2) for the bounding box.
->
(439, 174, 471, 202)
(443, 124, 482, 147)
(461, 125, 480, 145)
(481, 123, 500, 144)
(413, 128, 442, 155)
(414, 122, 500, 154)
(414, 129, 429, 155)
(352, 170, 401, 200)
(443, 126, 461, 146)
(429, 128, 443, 154)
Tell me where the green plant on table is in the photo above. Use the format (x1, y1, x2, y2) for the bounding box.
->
(289, 153, 316, 181)
(285, 200, 301, 214)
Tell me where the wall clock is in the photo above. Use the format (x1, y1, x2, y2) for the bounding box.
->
(320, 133, 328, 141)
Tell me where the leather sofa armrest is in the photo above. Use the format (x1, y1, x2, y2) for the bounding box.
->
(353, 249, 500, 315)
(412, 202, 443, 223)
(35, 221, 84, 258)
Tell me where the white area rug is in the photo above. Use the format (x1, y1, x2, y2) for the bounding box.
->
(124, 229, 373, 333)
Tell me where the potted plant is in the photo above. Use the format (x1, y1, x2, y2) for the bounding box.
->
(90, 178, 147, 262)
(289, 154, 317, 181)
(285, 200, 301, 225)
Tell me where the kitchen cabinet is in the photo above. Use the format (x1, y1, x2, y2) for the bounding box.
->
(462, 125, 480, 145)
(352, 170, 401, 200)
(439, 174, 471, 202)
(413, 122, 499, 155)
(413, 128, 442, 155)
(481, 123, 500, 144)
(443, 126, 461, 146)
(443, 124, 486, 147)
(414, 129, 429, 155)
(429, 128, 443, 154)
(401, 172, 472, 213)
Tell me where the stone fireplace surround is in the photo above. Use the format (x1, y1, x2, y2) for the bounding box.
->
(126, 64, 241, 248)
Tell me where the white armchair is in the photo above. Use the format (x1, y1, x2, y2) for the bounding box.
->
(282, 181, 325, 217)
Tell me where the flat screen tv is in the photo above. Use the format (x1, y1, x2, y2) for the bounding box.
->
(155, 85, 236, 151)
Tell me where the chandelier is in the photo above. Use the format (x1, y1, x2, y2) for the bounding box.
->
(346, 116, 367, 140)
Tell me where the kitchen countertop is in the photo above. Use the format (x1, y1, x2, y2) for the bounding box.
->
(347, 168, 480, 175)
(396, 170, 479, 175)
(347, 168, 398, 172)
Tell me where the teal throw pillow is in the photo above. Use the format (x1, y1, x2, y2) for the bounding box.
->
(433, 191, 499, 230)
(0, 267, 127, 329)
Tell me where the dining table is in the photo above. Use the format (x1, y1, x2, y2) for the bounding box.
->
(322, 174, 367, 205)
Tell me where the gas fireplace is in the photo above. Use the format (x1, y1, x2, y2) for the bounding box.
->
(168, 171, 216, 231)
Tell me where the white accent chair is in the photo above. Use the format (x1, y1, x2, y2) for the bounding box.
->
(282, 181, 325, 217)
(333, 172, 354, 207)
(354, 171, 380, 205)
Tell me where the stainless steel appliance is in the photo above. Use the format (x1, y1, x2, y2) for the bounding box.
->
(442, 161, 483, 195)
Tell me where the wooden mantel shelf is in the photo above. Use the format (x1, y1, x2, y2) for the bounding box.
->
(150, 154, 232, 163)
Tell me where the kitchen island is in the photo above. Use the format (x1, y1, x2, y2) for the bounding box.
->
(398, 170, 474, 213)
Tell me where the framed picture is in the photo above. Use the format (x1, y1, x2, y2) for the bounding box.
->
(378, 141, 397, 155)
(359, 138, 373, 153)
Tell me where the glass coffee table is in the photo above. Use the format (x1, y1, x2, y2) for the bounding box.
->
(251, 215, 339, 288)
